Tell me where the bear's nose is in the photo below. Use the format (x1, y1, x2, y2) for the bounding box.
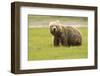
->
(54, 28, 56, 31)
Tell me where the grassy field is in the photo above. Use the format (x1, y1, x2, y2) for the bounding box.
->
(28, 27, 88, 61)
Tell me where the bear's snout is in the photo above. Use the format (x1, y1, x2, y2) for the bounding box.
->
(53, 28, 56, 31)
(52, 26, 57, 32)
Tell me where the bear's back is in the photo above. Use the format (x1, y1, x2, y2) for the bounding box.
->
(65, 26, 82, 46)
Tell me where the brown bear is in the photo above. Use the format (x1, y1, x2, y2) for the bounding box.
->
(49, 20, 82, 47)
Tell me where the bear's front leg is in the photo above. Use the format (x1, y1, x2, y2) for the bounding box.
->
(54, 36, 60, 46)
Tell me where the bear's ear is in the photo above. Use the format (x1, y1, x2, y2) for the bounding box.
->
(56, 20, 61, 26)
(56, 20, 60, 24)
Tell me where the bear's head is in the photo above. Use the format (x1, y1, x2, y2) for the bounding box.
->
(49, 20, 62, 36)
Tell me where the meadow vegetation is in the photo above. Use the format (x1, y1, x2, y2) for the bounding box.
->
(28, 27, 88, 60)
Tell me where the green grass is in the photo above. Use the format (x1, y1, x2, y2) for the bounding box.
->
(28, 27, 88, 61)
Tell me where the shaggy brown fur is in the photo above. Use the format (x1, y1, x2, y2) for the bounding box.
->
(49, 20, 82, 46)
